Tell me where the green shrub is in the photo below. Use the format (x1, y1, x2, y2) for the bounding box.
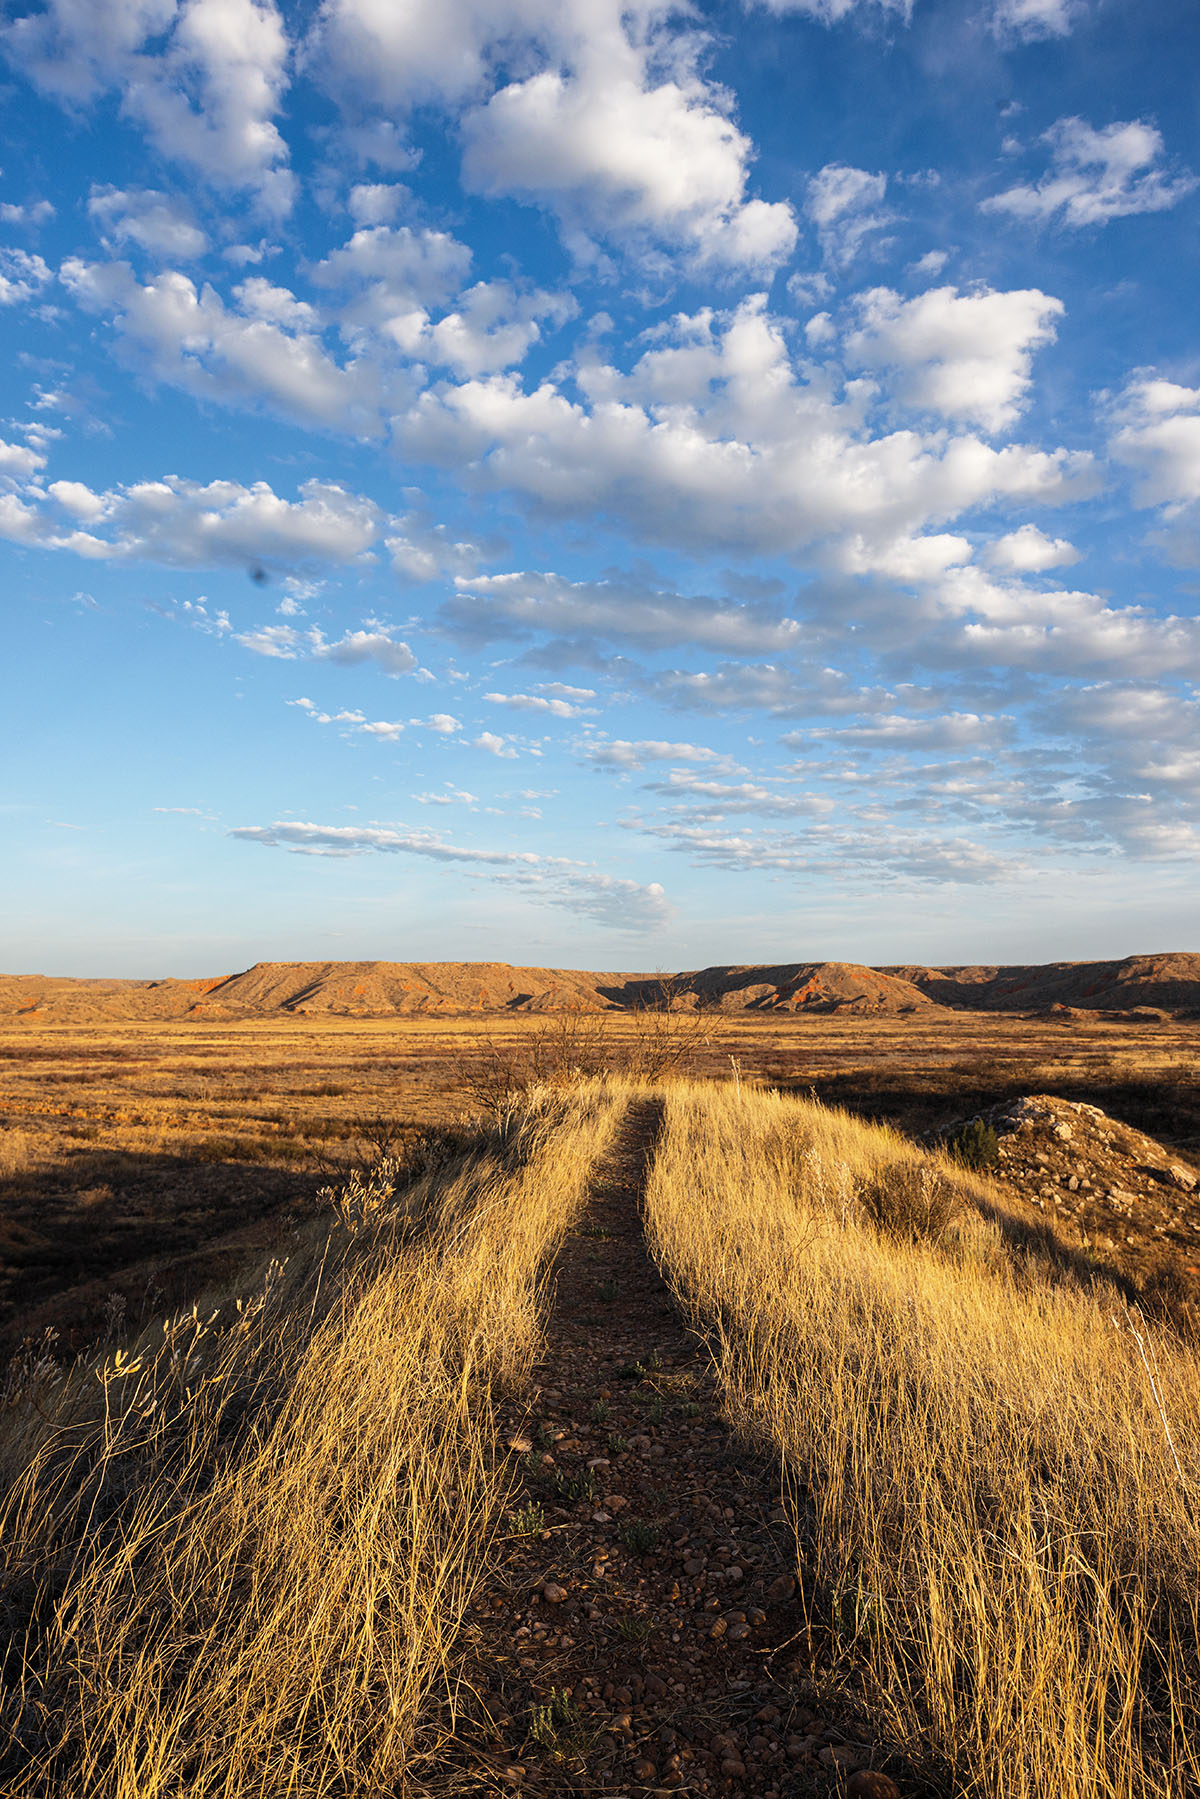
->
(946, 1119, 1001, 1170)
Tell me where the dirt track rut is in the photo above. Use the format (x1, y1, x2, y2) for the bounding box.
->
(437, 1099, 914, 1799)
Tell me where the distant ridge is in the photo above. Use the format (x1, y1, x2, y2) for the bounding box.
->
(2, 953, 1198, 1021)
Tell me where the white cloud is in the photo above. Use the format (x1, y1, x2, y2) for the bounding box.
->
(0, 198, 55, 225)
(462, 63, 797, 272)
(230, 812, 670, 926)
(5, 0, 294, 210)
(380, 279, 577, 377)
(0, 246, 52, 304)
(844, 284, 1063, 432)
(485, 690, 588, 718)
(752, 0, 910, 16)
(315, 0, 796, 272)
(986, 523, 1080, 571)
(1109, 377, 1200, 507)
(990, 0, 1076, 40)
(88, 186, 208, 258)
(0, 437, 48, 479)
(805, 163, 889, 266)
(347, 181, 408, 225)
(474, 730, 518, 758)
(584, 738, 725, 769)
(312, 222, 473, 319)
(62, 258, 384, 434)
(239, 622, 416, 673)
(10, 473, 381, 567)
(444, 568, 807, 654)
(983, 118, 1196, 230)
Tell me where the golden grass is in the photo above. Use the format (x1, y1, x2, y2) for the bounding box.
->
(643, 1081, 1200, 1799)
(0, 1082, 627, 1798)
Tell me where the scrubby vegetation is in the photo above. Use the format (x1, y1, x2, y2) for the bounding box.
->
(0, 1085, 624, 1797)
(3, 1057, 1199, 1797)
(644, 1082, 1200, 1799)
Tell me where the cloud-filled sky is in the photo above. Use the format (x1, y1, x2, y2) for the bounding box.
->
(3, 0, 1198, 974)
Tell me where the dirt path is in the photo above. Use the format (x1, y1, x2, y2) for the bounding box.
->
(440, 1100, 912, 1798)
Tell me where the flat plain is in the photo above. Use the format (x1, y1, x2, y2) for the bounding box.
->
(2, 1005, 1197, 1352)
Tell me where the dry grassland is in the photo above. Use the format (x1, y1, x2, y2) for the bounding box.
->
(645, 1082, 1200, 1799)
(2, 1059, 1200, 1797)
(1, 1083, 625, 1797)
(1, 1008, 1196, 1352)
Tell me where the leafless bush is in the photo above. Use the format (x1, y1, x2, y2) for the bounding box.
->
(860, 1157, 962, 1243)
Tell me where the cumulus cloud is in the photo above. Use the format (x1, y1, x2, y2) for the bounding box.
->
(805, 163, 889, 266)
(986, 523, 1080, 571)
(62, 258, 385, 435)
(474, 730, 518, 758)
(983, 118, 1196, 229)
(4, 0, 294, 210)
(238, 622, 417, 673)
(0, 436, 47, 479)
(394, 295, 1095, 557)
(313, 0, 796, 272)
(0, 246, 52, 304)
(7, 473, 381, 568)
(312, 222, 473, 319)
(1109, 377, 1200, 508)
(844, 284, 1064, 432)
(88, 186, 208, 258)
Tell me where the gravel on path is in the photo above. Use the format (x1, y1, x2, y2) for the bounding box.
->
(435, 1100, 912, 1799)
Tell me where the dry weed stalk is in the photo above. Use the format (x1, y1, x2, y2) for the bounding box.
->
(643, 1081, 1200, 1799)
(0, 1081, 626, 1798)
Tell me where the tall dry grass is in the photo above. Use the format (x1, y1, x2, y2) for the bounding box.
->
(643, 1081, 1200, 1799)
(0, 1081, 626, 1798)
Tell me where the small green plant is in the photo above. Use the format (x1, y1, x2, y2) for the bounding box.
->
(529, 1688, 579, 1755)
(946, 1118, 1001, 1171)
(595, 1279, 619, 1303)
(579, 1223, 611, 1239)
(592, 1397, 610, 1422)
(507, 1500, 545, 1537)
(618, 1360, 648, 1380)
(619, 1519, 660, 1556)
(616, 1614, 653, 1642)
(607, 1433, 627, 1455)
(683, 1401, 702, 1418)
(554, 1467, 597, 1503)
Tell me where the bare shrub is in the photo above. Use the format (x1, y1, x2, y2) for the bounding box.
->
(860, 1157, 962, 1243)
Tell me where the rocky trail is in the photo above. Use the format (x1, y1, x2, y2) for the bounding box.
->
(434, 1102, 911, 1799)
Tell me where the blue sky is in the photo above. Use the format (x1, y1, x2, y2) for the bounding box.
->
(2, 0, 1199, 975)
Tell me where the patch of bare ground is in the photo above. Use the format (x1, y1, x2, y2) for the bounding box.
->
(933, 1094, 1200, 1328)
(439, 1101, 911, 1799)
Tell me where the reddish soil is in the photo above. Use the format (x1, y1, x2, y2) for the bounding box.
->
(434, 1103, 914, 1798)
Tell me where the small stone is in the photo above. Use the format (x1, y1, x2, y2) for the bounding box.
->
(820, 1743, 860, 1771)
(507, 1434, 533, 1453)
(644, 1672, 667, 1697)
(632, 1757, 657, 1780)
(1168, 1163, 1197, 1192)
(766, 1573, 795, 1602)
(725, 1621, 751, 1640)
(501, 1765, 526, 1785)
(683, 1557, 705, 1576)
(846, 1773, 902, 1799)
(720, 1758, 747, 1778)
(755, 1706, 780, 1723)
(709, 1734, 738, 1755)
(709, 1617, 727, 1638)
(541, 1581, 568, 1604)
